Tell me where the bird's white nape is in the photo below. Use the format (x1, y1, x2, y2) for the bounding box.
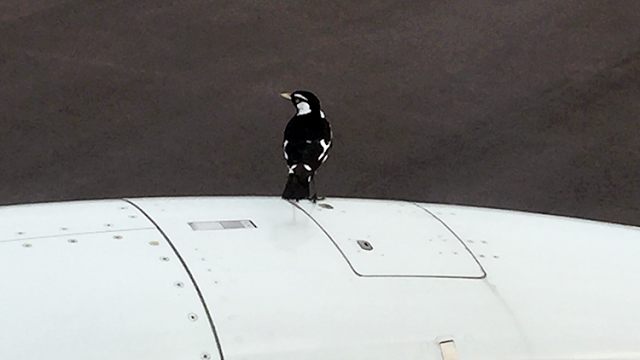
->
(293, 93, 308, 101)
(296, 101, 311, 115)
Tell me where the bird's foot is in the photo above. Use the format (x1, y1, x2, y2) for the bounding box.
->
(308, 195, 325, 203)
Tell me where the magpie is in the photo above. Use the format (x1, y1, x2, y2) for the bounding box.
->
(280, 90, 332, 201)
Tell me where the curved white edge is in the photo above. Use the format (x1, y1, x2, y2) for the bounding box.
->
(419, 202, 640, 358)
(1, 196, 640, 360)
(0, 199, 221, 360)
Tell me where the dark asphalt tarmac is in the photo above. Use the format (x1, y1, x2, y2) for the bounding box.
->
(1, 0, 640, 225)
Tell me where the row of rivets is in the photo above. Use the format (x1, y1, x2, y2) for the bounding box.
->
(151, 234, 210, 359)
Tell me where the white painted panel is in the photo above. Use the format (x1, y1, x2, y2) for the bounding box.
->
(130, 197, 526, 360)
(420, 203, 640, 358)
(7, 196, 640, 359)
(0, 228, 219, 360)
(295, 199, 484, 278)
(0, 200, 153, 242)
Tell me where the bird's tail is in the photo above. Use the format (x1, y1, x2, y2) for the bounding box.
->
(282, 174, 310, 200)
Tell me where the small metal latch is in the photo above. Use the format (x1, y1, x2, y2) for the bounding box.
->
(439, 339, 459, 360)
(357, 240, 373, 251)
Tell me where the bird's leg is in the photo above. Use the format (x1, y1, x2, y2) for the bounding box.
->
(309, 176, 318, 203)
(309, 176, 326, 202)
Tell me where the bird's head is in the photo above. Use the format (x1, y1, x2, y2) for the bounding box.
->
(280, 90, 321, 115)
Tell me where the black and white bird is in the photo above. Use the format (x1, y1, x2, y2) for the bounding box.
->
(280, 90, 332, 201)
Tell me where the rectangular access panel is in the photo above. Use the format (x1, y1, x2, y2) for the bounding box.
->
(296, 199, 484, 278)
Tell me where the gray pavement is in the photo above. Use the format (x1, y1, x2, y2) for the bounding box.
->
(1, 0, 640, 225)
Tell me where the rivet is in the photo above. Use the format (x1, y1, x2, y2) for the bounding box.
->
(105, 224, 113, 227)
(467, 240, 474, 243)
(16, 232, 25, 235)
(493, 255, 500, 259)
(318, 203, 333, 209)
(481, 240, 488, 244)
(60, 227, 68, 231)
(201, 352, 211, 360)
(68, 239, 78, 243)
(128, 215, 137, 218)
(479, 254, 485, 258)
(149, 241, 159, 246)
(113, 235, 123, 240)
(160, 256, 170, 262)
(357, 240, 373, 251)
(22, 243, 32, 248)
(118, 207, 128, 210)
(188, 313, 199, 321)
(174, 281, 184, 288)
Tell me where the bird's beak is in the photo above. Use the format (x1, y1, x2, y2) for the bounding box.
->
(280, 92, 292, 100)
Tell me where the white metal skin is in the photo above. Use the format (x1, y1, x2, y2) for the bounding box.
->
(0, 200, 219, 360)
(1, 197, 640, 360)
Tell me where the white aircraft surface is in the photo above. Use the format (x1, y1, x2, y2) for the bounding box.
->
(1, 196, 639, 360)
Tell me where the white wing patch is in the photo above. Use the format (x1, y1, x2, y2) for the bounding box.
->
(318, 139, 331, 160)
(320, 110, 325, 119)
(283, 140, 289, 160)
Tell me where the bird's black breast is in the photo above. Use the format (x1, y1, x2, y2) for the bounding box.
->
(283, 112, 331, 168)
(283, 113, 329, 142)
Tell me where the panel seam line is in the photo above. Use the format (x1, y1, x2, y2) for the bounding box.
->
(124, 199, 225, 360)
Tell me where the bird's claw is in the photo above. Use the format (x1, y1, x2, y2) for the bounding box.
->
(308, 195, 326, 203)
